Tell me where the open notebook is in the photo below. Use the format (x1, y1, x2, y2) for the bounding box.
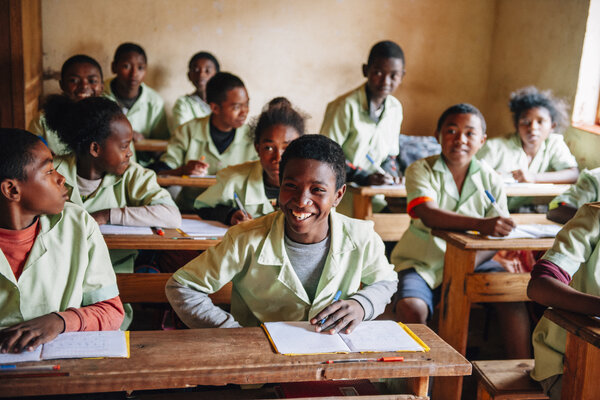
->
(488, 224, 562, 239)
(0, 331, 129, 364)
(263, 321, 428, 355)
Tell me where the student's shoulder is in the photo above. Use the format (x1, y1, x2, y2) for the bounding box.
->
(332, 211, 378, 243)
(486, 133, 520, 149)
(406, 154, 439, 174)
(326, 85, 363, 110)
(178, 115, 211, 137)
(139, 83, 165, 106)
(216, 160, 260, 180)
(48, 202, 100, 237)
(225, 211, 279, 241)
(546, 133, 569, 148)
(121, 160, 158, 180)
(476, 157, 504, 185)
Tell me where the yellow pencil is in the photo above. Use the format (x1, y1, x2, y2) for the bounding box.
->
(176, 228, 190, 237)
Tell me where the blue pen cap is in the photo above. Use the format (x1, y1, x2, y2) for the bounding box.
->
(484, 189, 496, 203)
(365, 154, 376, 165)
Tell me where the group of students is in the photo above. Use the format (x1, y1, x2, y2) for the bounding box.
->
(0, 39, 597, 399)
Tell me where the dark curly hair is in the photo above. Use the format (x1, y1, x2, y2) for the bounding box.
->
(43, 95, 125, 156)
(113, 42, 147, 64)
(250, 97, 306, 144)
(367, 40, 405, 67)
(436, 103, 487, 134)
(509, 86, 569, 132)
(188, 51, 220, 72)
(279, 135, 346, 190)
(205, 72, 245, 105)
(61, 54, 103, 81)
(0, 129, 42, 182)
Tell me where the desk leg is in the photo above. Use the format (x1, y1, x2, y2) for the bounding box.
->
(353, 194, 373, 219)
(561, 332, 600, 400)
(432, 245, 476, 400)
(406, 376, 429, 397)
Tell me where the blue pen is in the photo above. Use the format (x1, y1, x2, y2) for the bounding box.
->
(484, 190, 509, 218)
(320, 290, 343, 325)
(233, 192, 249, 217)
(365, 154, 387, 176)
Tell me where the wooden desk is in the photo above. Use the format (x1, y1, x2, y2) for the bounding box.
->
(544, 308, 600, 399)
(0, 325, 470, 398)
(157, 175, 217, 188)
(432, 214, 559, 400)
(134, 139, 168, 152)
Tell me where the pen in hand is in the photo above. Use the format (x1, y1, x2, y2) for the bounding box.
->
(233, 192, 249, 218)
(365, 154, 388, 176)
(484, 190, 510, 218)
(319, 290, 343, 326)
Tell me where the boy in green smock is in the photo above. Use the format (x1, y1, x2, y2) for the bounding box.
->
(320, 40, 404, 216)
(166, 135, 397, 331)
(546, 167, 600, 224)
(0, 129, 123, 353)
(157, 72, 257, 211)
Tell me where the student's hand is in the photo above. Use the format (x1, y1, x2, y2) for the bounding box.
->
(230, 210, 252, 225)
(367, 172, 395, 185)
(132, 131, 145, 142)
(310, 299, 365, 335)
(182, 160, 210, 176)
(0, 314, 64, 354)
(511, 169, 535, 183)
(478, 216, 515, 237)
(90, 209, 110, 225)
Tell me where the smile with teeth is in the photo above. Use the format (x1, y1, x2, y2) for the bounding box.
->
(291, 211, 312, 220)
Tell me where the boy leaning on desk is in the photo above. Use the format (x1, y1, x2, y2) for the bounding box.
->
(166, 135, 398, 333)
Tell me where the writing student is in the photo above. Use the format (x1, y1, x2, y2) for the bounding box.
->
(546, 167, 600, 224)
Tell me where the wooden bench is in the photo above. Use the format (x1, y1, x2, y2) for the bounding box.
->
(473, 360, 548, 400)
(367, 213, 410, 242)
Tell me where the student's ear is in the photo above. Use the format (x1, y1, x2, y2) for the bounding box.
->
(111, 61, 117, 75)
(0, 179, 21, 202)
(332, 184, 347, 207)
(435, 131, 442, 144)
(254, 142, 260, 154)
(210, 102, 221, 115)
(59, 79, 66, 93)
(89, 142, 102, 158)
(362, 64, 369, 78)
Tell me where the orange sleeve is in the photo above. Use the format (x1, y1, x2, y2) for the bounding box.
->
(58, 296, 125, 332)
(407, 196, 434, 218)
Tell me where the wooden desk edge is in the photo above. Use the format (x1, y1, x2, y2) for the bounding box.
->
(544, 308, 600, 348)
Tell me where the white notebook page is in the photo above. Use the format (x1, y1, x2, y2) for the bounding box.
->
(41, 331, 128, 360)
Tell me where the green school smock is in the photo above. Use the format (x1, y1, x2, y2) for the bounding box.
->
(391, 155, 508, 289)
(28, 112, 70, 156)
(477, 133, 578, 210)
(549, 167, 600, 210)
(320, 84, 403, 216)
(103, 79, 170, 140)
(194, 160, 275, 218)
(531, 203, 600, 381)
(0, 202, 118, 328)
(54, 154, 176, 274)
(160, 115, 257, 211)
(172, 210, 398, 327)
(170, 94, 211, 132)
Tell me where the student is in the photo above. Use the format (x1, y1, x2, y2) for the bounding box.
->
(104, 42, 169, 142)
(391, 104, 531, 358)
(195, 97, 304, 225)
(29, 54, 104, 156)
(477, 86, 579, 211)
(157, 72, 257, 211)
(320, 40, 404, 215)
(165, 135, 398, 331)
(0, 129, 123, 353)
(546, 167, 600, 224)
(528, 202, 600, 399)
(171, 51, 220, 131)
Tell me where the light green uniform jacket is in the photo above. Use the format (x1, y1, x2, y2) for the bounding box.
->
(28, 112, 70, 156)
(171, 94, 211, 132)
(549, 167, 600, 210)
(172, 210, 398, 327)
(531, 202, 600, 381)
(391, 155, 508, 289)
(194, 160, 275, 218)
(160, 115, 257, 211)
(0, 203, 118, 328)
(320, 84, 403, 216)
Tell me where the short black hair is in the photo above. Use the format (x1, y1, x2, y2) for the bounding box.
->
(188, 51, 220, 72)
(251, 97, 305, 144)
(367, 40, 405, 67)
(61, 54, 103, 81)
(205, 72, 245, 105)
(113, 42, 147, 64)
(509, 86, 569, 132)
(43, 95, 125, 155)
(0, 128, 42, 182)
(436, 103, 487, 134)
(280, 135, 346, 190)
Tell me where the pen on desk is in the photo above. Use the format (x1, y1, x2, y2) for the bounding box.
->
(176, 228, 190, 237)
(365, 154, 388, 176)
(233, 192, 249, 218)
(324, 357, 404, 364)
(153, 227, 165, 236)
(170, 236, 219, 240)
(483, 190, 509, 218)
(0, 364, 60, 371)
(320, 290, 343, 325)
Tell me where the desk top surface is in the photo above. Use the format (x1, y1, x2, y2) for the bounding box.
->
(348, 183, 569, 198)
(133, 139, 168, 152)
(157, 175, 217, 187)
(0, 324, 471, 397)
(544, 308, 600, 348)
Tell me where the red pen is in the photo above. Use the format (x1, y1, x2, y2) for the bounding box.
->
(324, 356, 404, 364)
(153, 227, 165, 236)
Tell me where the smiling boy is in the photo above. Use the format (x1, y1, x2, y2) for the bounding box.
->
(166, 135, 397, 332)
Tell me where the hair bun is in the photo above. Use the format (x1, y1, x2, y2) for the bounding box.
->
(266, 97, 292, 110)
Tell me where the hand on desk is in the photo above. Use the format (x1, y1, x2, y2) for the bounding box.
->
(367, 172, 399, 185)
(90, 209, 110, 225)
(511, 169, 534, 183)
(478, 216, 515, 237)
(182, 160, 210, 176)
(230, 210, 252, 225)
(0, 313, 64, 354)
(310, 299, 365, 335)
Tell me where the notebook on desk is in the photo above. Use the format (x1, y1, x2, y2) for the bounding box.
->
(488, 223, 562, 239)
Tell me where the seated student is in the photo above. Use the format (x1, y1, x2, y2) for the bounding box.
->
(195, 97, 304, 225)
(171, 51, 220, 131)
(477, 86, 579, 211)
(320, 40, 404, 215)
(0, 129, 123, 353)
(546, 167, 600, 224)
(392, 104, 531, 358)
(29, 54, 104, 156)
(104, 42, 169, 142)
(528, 202, 600, 399)
(165, 135, 398, 331)
(157, 72, 257, 211)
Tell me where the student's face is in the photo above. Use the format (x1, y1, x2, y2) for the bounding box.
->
(211, 87, 249, 130)
(517, 107, 554, 149)
(188, 58, 217, 93)
(363, 57, 404, 101)
(18, 142, 68, 216)
(279, 158, 345, 244)
(438, 113, 486, 168)
(111, 51, 147, 92)
(94, 116, 133, 176)
(255, 125, 301, 187)
(59, 62, 104, 101)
